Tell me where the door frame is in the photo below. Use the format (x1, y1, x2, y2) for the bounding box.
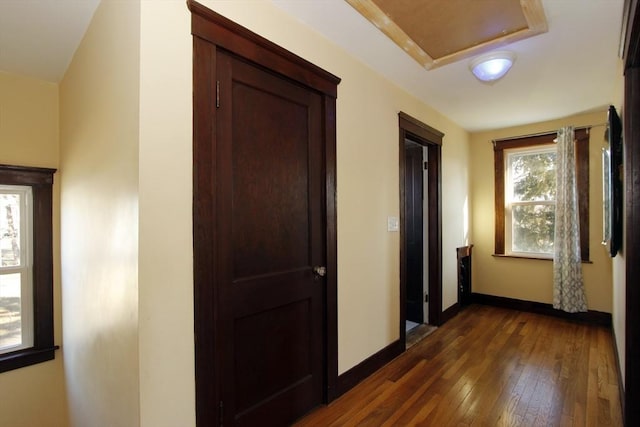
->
(398, 112, 443, 346)
(189, 1, 340, 425)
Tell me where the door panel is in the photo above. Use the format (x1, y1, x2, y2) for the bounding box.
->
(231, 81, 311, 279)
(217, 52, 325, 426)
(234, 299, 312, 412)
(405, 143, 424, 324)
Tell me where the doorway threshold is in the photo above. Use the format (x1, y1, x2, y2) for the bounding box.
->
(406, 323, 437, 349)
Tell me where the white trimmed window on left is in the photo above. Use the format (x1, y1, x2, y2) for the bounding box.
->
(0, 186, 34, 354)
(0, 164, 56, 372)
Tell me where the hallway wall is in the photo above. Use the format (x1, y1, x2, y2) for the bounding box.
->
(0, 71, 68, 427)
(59, 1, 141, 425)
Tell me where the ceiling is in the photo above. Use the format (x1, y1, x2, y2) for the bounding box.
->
(271, 0, 626, 131)
(0, 0, 626, 132)
(0, 0, 100, 83)
(344, 0, 548, 70)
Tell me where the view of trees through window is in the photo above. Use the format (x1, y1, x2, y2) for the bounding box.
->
(0, 191, 26, 351)
(0, 165, 56, 372)
(494, 129, 588, 261)
(507, 147, 557, 255)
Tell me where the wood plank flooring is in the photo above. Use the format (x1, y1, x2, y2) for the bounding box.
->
(295, 304, 622, 426)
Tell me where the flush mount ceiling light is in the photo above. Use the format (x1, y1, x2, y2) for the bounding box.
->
(469, 51, 516, 83)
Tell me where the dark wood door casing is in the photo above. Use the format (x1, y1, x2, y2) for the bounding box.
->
(398, 112, 443, 347)
(189, 1, 340, 425)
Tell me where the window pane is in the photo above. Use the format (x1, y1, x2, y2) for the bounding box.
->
(509, 151, 556, 202)
(1, 194, 21, 267)
(0, 273, 22, 351)
(512, 204, 555, 254)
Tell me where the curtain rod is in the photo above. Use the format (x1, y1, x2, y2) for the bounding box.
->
(491, 122, 608, 144)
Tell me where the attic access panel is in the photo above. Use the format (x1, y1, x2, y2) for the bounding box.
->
(346, 0, 547, 69)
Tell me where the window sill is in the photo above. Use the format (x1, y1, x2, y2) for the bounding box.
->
(492, 253, 593, 264)
(0, 346, 59, 374)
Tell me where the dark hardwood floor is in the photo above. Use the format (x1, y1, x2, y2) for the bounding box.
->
(295, 304, 622, 426)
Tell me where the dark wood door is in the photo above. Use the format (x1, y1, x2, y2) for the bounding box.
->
(213, 51, 326, 425)
(404, 143, 423, 324)
(191, 3, 340, 425)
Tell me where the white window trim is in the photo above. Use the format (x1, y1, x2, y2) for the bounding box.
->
(504, 144, 556, 259)
(0, 185, 34, 354)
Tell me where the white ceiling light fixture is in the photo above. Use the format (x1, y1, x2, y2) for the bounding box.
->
(469, 51, 516, 83)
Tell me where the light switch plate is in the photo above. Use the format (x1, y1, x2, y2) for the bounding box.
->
(387, 216, 399, 232)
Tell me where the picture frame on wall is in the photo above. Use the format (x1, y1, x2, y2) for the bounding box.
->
(602, 105, 623, 257)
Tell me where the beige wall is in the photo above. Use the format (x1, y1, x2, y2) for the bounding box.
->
(136, 1, 469, 424)
(470, 111, 613, 312)
(138, 1, 194, 425)
(59, 0, 140, 426)
(0, 72, 68, 426)
(0, 72, 59, 167)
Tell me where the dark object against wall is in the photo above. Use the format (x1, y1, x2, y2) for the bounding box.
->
(603, 105, 623, 257)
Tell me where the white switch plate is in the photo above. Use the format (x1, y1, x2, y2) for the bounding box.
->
(387, 216, 399, 232)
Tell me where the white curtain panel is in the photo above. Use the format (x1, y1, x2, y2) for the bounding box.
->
(553, 126, 588, 313)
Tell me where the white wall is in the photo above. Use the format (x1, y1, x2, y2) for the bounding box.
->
(59, 1, 141, 426)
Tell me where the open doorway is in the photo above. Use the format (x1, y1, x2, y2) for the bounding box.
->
(399, 112, 443, 348)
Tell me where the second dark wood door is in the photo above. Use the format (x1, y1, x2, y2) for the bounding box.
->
(404, 142, 424, 324)
(215, 52, 326, 426)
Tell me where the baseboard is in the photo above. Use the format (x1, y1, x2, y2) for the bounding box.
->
(440, 302, 460, 324)
(471, 293, 612, 327)
(611, 325, 626, 422)
(336, 339, 403, 397)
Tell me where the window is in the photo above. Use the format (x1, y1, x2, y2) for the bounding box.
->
(1, 186, 33, 352)
(505, 144, 557, 256)
(0, 165, 57, 373)
(494, 130, 589, 261)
